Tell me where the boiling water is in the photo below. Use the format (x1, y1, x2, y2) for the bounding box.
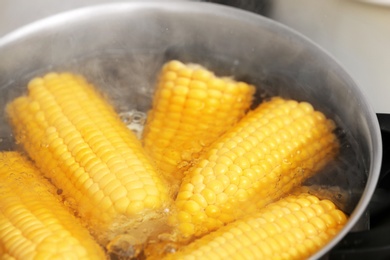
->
(0, 50, 367, 217)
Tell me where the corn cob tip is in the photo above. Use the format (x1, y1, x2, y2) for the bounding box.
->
(292, 185, 351, 214)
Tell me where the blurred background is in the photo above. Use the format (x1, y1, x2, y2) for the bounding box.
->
(1, 0, 389, 113)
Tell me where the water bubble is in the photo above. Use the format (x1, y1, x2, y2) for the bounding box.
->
(40, 142, 49, 148)
(282, 159, 291, 165)
(119, 110, 147, 139)
(106, 234, 143, 258)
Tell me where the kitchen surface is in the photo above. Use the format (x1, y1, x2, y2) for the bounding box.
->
(270, 0, 390, 114)
(1, 0, 390, 258)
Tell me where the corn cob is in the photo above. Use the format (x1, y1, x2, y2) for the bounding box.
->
(165, 193, 347, 260)
(143, 60, 255, 185)
(172, 97, 339, 238)
(6, 72, 170, 250)
(0, 151, 105, 259)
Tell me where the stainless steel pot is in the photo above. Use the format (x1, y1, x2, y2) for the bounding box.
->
(0, 2, 382, 259)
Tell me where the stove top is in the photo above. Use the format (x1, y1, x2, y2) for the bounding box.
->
(329, 114, 390, 259)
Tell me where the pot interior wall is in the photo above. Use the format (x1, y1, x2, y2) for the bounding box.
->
(0, 2, 381, 258)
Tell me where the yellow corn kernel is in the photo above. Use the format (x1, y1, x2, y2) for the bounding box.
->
(172, 97, 339, 238)
(165, 193, 347, 260)
(0, 152, 105, 259)
(143, 60, 255, 185)
(6, 72, 170, 250)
